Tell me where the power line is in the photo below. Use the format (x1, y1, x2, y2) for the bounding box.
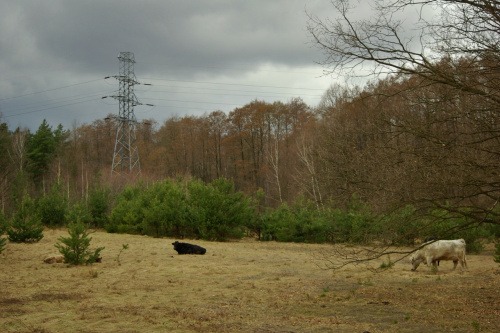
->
(0, 71, 327, 124)
(137, 87, 323, 98)
(139, 77, 326, 91)
(1, 90, 115, 116)
(2, 97, 104, 118)
(135, 61, 324, 75)
(0, 78, 105, 102)
(144, 98, 243, 106)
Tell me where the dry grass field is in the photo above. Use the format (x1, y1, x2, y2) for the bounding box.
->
(1, 229, 499, 333)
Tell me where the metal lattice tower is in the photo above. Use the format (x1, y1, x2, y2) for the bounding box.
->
(111, 52, 141, 175)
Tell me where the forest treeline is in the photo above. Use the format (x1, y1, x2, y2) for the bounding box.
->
(3, 0, 500, 255)
(2, 0, 499, 266)
(1, 54, 499, 252)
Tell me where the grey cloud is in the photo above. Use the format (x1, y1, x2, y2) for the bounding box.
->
(0, 1, 339, 130)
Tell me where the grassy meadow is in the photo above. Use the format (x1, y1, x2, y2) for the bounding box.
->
(1, 229, 499, 332)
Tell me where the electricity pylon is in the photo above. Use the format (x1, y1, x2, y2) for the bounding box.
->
(110, 52, 141, 175)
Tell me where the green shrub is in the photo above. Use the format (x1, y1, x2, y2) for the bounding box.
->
(323, 198, 376, 244)
(244, 188, 265, 239)
(55, 222, 104, 265)
(37, 180, 67, 227)
(0, 210, 8, 234)
(141, 179, 189, 238)
(377, 205, 419, 246)
(186, 178, 252, 241)
(425, 209, 488, 253)
(88, 186, 110, 228)
(107, 178, 254, 241)
(7, 193, 44, 243)
(494, 242, 500, 265)
(260, 198, 333, 243)
(107, 184, 145, 234)
(66, 201, 93, 225)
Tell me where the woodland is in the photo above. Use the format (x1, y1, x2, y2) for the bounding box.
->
(1, 1, 500, 264)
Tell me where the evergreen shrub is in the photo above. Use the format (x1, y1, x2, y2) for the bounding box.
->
(88, 185, 110, 228)
(7, 193, 44, 243)
(186, 178, 253, 241)
(142, 179, 189, 238)
(66, 201, 93, 225)
(425, 209, 489, 253)
(55, 222, 104, 265)
(107, 185, 145, 234)
(37, 180, 67, 227)
(107, 177, 255, 241)
(260, 198, 332, 243)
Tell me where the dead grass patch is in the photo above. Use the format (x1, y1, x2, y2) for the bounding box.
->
(0, 229, 499, 332)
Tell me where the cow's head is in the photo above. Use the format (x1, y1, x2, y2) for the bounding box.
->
(410, 253, 424, 271)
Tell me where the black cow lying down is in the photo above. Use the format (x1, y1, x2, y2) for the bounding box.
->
(172, 241, 206, 255)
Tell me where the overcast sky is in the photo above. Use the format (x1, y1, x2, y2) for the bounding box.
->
(0, 0, 347, 132)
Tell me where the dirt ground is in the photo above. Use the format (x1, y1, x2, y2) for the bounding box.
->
(0, 229, 499, 333)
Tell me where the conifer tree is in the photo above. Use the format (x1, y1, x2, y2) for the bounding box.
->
(37, 178, 68, 227)
(27, 119, 56, 186)
(55, 222, 104, 265)
(7, 192, 44, 243)
(55, 204, 104, 265)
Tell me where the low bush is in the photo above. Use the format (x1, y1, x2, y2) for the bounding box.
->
(107, 178, 255, 241)
(7, 193, 44, 243)
(424, 209, 489, 253)
(37, 180, 67, 227)
(55, 222, 104, 265)
(185, 178, 252, 241)
(88, 185, 111, 228)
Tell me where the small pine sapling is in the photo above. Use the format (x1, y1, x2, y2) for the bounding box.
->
(55, 222, 104, 265)
(7, 193, 44, 243)
(115, 243, 129, 265)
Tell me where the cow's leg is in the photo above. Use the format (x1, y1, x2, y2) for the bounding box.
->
(427, 257, 438, 272)
(432, 261, 439, 272)
(452, 260, 458, 270)
(459, 258, 467, 271)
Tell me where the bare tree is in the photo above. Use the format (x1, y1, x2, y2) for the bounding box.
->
(9, 128, 28, 172)
(308, 1, 500, 102)
(266, 138, 283, 204)
(308, 0, 500, 267)
(296, 133, 323, 211)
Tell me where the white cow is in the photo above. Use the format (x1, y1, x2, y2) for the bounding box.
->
(410, 239, 467, 272)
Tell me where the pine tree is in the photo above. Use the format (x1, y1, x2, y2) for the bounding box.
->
(0, 122, 11, 177)
(37, 179, 68, 227)
(7, 192, 44, 243)
(27, 119, 56, 186)
(55, 222, 104, 265)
